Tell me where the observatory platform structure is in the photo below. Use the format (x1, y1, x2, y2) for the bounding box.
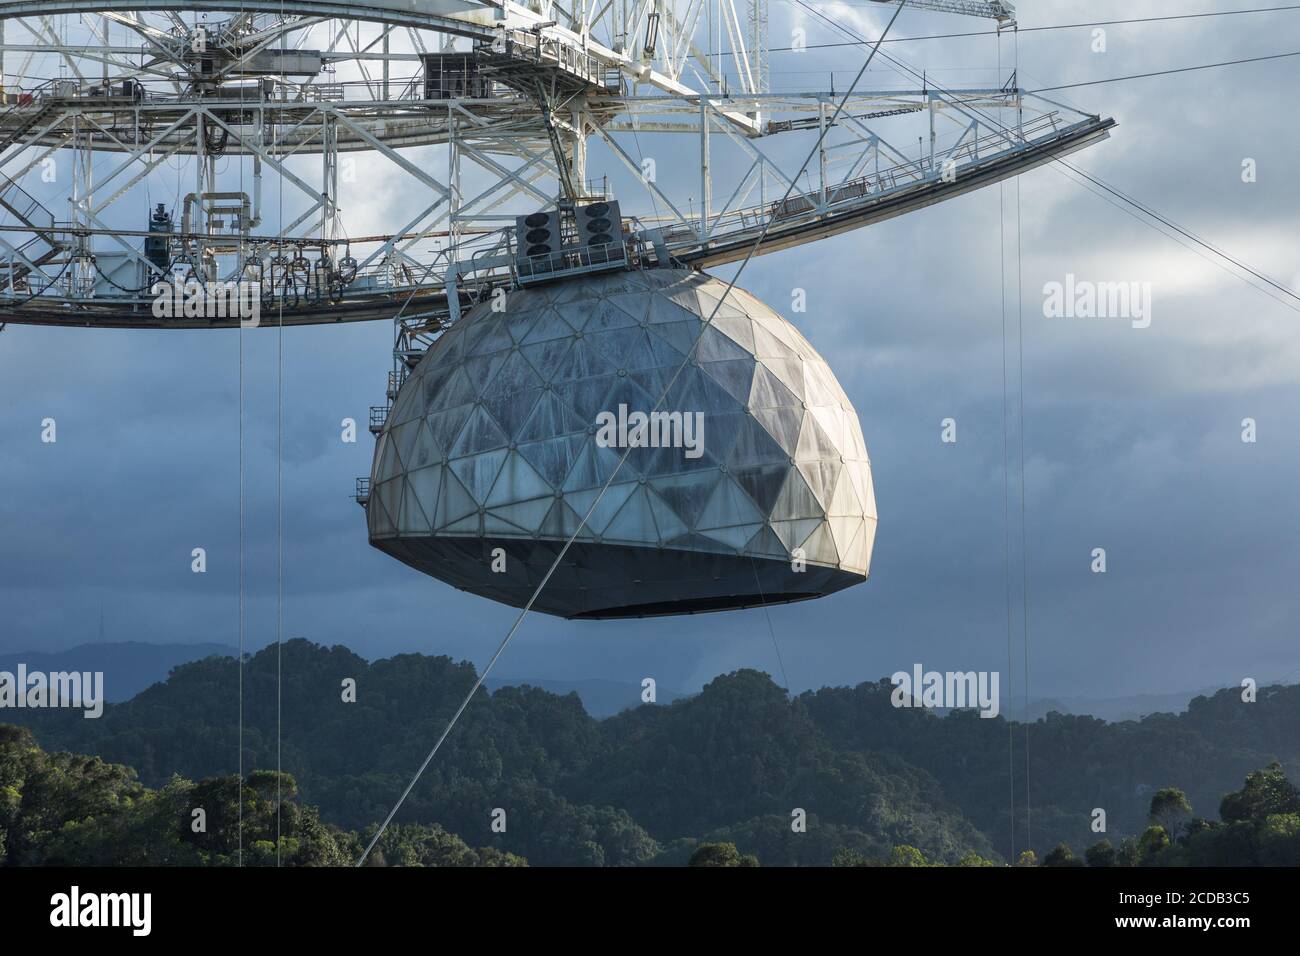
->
(0, 0, 1111, 337)
(0, 0, 1113, 616)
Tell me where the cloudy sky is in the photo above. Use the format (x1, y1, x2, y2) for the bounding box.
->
(2, 0, 1297, 707)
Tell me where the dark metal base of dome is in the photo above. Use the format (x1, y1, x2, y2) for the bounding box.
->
(371, 535, 866, 620)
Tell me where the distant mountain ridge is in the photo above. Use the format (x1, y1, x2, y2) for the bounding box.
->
(485, 676, 687, 717)
(0, 641, 683, 718)
(4, 639, 1249, 723)
(1008, 687, 1237, 723)
(0, 641, 238, 702)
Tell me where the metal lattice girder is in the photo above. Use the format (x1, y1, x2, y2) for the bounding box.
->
(0, 2, 495, 33)
(0, 1, 1110, 327)
(865, 0, 1015, 21)
(0, 2, 763, 126)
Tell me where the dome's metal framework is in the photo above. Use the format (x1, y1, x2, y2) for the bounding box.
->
(368, 267, 877, 618)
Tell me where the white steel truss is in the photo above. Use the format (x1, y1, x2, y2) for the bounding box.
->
(0, 0, 1105, 336)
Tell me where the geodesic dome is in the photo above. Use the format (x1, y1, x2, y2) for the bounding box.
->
(367, 267, 876, 618)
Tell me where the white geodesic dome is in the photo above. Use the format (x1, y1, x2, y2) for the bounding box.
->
(368, 267, 876, 618)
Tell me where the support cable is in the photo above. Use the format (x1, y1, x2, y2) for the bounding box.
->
(1013, 15, 1031, 856)
(237, 230, 245, 868)
(996, 27, 1016, 865)
(1027, 49, 1300, 93)
(276, 0, 286, 868)
(1017, 166, 1031, 856)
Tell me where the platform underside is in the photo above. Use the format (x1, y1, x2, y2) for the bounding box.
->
(371, 535, 866, 619)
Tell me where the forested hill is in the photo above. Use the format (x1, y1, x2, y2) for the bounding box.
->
(7, 639, 1298, 865)
(799, 675, 1300, 856)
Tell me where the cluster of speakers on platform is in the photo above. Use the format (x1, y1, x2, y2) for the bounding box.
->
(514, 201, 625, 274)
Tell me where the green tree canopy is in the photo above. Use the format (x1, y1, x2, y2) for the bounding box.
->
(1149, 788, 1193, 838)
(1220, 763, 1300, 824)
(688, 842, 758, 867)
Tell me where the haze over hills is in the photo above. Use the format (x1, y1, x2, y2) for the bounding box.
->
(484, 677, 687, 717)
(0, 641, 238, 703)
(1, 639, 1248, 722)
(0, 641, 684, 718)
(1005, 688, 1240, 724)
(5, 638, 1297, 865)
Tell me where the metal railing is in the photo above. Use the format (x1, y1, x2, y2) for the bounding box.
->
(771, 111, 1061, 221)
(479, 31, 608, 90)
(515, 240, 628, 283)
